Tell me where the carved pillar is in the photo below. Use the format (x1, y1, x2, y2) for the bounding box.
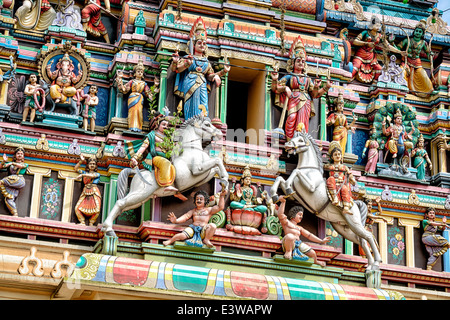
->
(158, 59, 170, 114)
(59, 170, 79, 223)
(377, 217, 392, 265)
(444, 229, 450, 272)
(28, 167, 52, 219)
(398, 218, 420, 268)
(438, 140, 448, 173)
(264, 65, 273, 131)
(219, 72, 228, 123)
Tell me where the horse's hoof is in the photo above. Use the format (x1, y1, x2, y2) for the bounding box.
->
(272, 195, 279, 203)
(285, 187, 294, 196)
(104, 229, 117, 238)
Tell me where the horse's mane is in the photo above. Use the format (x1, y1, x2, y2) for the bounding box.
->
(294, 130, 324, 175)
(179, 115, 211, 130)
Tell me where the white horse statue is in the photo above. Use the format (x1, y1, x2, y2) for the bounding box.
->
(102, 116, 229, 237)
(269, 131, 382, 288)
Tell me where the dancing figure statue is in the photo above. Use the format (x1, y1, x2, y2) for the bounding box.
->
(269, 131, 382, 287)
(422, 207, 449, 271)
(102, 116, 229, 237)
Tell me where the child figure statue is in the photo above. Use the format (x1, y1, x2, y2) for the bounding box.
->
(163, 189, 227, 248)
(277, 196, 331, 266)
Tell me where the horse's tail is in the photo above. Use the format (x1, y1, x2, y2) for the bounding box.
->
(117, 167, 135, 200)
(355, 200, 368, 226)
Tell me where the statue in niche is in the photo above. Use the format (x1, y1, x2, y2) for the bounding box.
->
(116, 59, 157, 132)
(163, 189, 227, 249)
(382, 108, 415, 172)
(0, 147, 28, 216)
(15, 0, 56, 31)
(422, 207, 449, 271)
(227, 165, 268, 235)
(362, 128, 380, 175)
(277, 196, 330, 265)
(79, 85, 98, 132)
(324, 141, 357, 215)
(171, 16, 230, 120)
(46, 53, 83, 105)
(74, 150, 103, 226)
(392, 19, 434, 98)
(371, 102, 419, 177)
(81, 0, 111, 43)
(271, 35, 331, 139)
(326, 91, 357, 153)
(22, 74, 45, 123)
(38, 43, 91, 116)
(411, 134, 432, 181)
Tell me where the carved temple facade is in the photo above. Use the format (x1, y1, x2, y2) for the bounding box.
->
(0, 0, 449, 301)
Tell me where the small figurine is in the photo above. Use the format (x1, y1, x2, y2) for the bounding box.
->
(277, 196, 330, 265)
(22, 74, 43, 123)
(362, 128, 379, 175)
(326, 91, 357, 153)
(271, 35, 331, 139)
(359, 197, 388, 257)
(46, 53, 83, 104)
(162, 188, 227, 248)
(411, 134, 432, 181)
(116, 59, 154, 132)
(81, 85, 98, 132)
(81, 0, 111, 43)
(382, 108, 414, 168)
(0, 147, 28, 216)
(421, 207, 449, 271)
(74, 154, 102, 226)
(171, 17, 230, 120)
(229, 166, 268, 215)
(324, 141, 356, 215)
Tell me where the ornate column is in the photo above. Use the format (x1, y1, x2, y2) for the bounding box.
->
(264, 65, 273, 131)
(58, 170, 79, 223)
(27, 167, 52, 219)
(398, 218, 420, 268)
(157, 59, 170, 114)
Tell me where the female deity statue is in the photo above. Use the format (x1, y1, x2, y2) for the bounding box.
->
(382, 108, 415, 167)
(229, 166, 268, 215)
(324, 141, 356, 215)
(411, 134, 432, 181)
(271, 35, 331, 139)
(326, 91, 357, 153)
(0, 147, 28, 216)
(74, 154, 102, 226)
(81, 0, 111, 43)
(46, 53, 83, 104)
(116, 59, 154, 132)
(171, 17, 230, 120)
(394, 19, 434, 97)
(362, 128, 379, 175)
(15, 0, 56, 31)
(421, 207, 449, 271)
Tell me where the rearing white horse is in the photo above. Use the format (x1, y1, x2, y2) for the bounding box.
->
(102, 116, 229, 237)
(269, 131, 382, 275)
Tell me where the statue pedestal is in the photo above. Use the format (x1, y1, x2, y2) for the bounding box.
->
(41, 111, 83, 130)
(365, 269, 382, 289)
(173, 241, 215, 253)
(94, 235, 118, 256)
(226, 209, 264, 236)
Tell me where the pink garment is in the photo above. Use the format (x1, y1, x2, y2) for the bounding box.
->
(365, 140, 379, 174)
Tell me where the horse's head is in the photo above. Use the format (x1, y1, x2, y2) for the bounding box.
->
(177, 115, 222, 144)
(285, 131, 311, 155)
(192, 116, 222, 142)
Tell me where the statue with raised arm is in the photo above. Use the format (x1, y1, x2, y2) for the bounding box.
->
(271, 35, 331, 139)
(171, 17, 230, 120)
(163, 189, 227, 248)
